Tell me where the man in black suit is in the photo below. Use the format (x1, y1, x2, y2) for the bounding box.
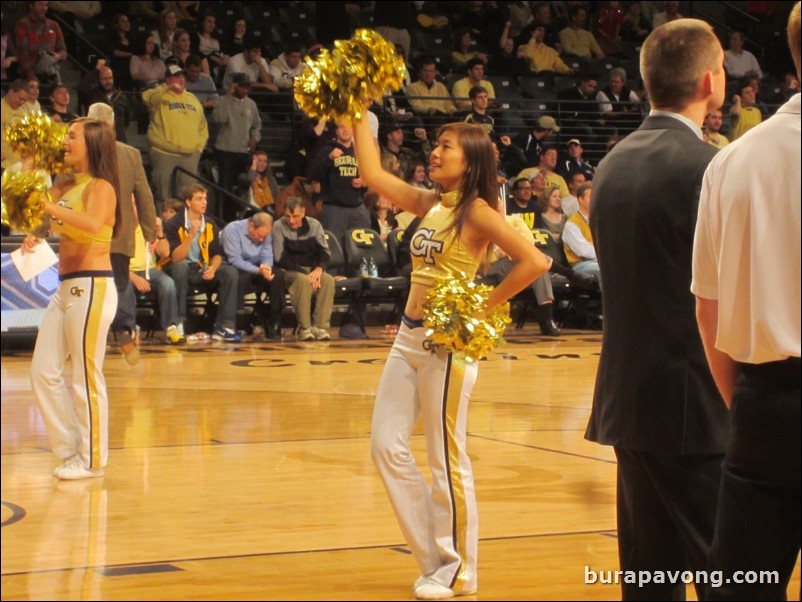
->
(586, 20, 729, 601)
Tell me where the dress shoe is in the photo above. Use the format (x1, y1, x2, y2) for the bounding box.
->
(267, 323, 282, 340)
(568, 271, 597, 289)
(539, 319, 562, 337)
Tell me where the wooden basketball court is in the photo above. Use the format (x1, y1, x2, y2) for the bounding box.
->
(1, 326, 798, 600)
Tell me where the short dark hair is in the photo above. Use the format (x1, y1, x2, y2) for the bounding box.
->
(512, 177, 531, 190)
(466, 57, 484, 71)
(469, 85, 487, 99)
(185, 54, 203, 69)
(243, 35, 261, 51)
(577, 184, 593, 199)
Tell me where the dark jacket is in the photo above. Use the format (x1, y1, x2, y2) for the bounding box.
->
(586, 115, 728, 455)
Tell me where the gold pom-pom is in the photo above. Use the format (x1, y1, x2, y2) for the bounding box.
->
(4, 111, 70, 174)
(1, 170, 49, 234)
(294, 29, 406, 123)
(422, 272, 512, 364)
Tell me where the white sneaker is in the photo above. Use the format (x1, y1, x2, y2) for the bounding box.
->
(298, 328, 315, 341)
(53, 456, 104, 480)
(176, 322, 185, 336)
(312, 327, 331, 341)
(53, 454, 78, 476)
(413, 577, 475, 600)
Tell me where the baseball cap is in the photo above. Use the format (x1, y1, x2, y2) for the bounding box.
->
(166, 64, 185, 77)
(536, 115, 560, 132)
(566, 138, 582, 146)
(232, 72, 251, 86)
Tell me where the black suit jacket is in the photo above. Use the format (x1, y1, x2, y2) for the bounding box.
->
(585, 115, 729, 455)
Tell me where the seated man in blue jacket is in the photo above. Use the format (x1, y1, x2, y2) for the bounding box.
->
(220, 213, 285, 339)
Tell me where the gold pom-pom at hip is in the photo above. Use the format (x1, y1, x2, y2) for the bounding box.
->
(294, 29, 406, 123)
(4, 111, 70, 174)
(422, 272, 511, 364)
(1, 171, 49, 234)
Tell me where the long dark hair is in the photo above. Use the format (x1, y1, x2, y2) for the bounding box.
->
(433, 122, 498, 241)
(72, 118, 122, 238)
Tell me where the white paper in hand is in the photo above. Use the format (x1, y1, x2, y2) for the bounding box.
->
(10, 241, 59, 281)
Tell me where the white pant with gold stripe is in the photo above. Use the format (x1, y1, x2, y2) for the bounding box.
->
(371, 321, 479, 594)
(31, 273, 117, 470)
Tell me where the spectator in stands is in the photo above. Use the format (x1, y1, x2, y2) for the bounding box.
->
(512, 114, 560, 167)
(143, 63, 208, 203)
(381, 122, 431, 182)
(130, 33, 166, 90)
(298, 115, 337, 178)
(451, 58, 497, 111)
(239, 149, 279, 214)
(192, 12, 229, 78)
(161, 198, 183, 224)
(14, 1, 67, 83)
(463, 86, 495, 136)
(507, 176, 540, 231)
(79, 65, 131, 142)
(221, 17, 247, 58)
(527, 2, 561, 50)
(172, 1, 200, 24)
(621, 1, 651, 42)
(269, 44, 305, 91)
(1, 10, 19, 82)
(561, 172, 587, 217)
(47, 1, 101, 31)
(373, 2, 414, 59)
(597, 67, 641, 132)
(272, 197, 334, 341)
(276, 176, 321, 219)
(224, 36, 277, 92)
(563, 183, 600, 286)
(487, 203, 562, 336)
(406, 161, 432, 190)
(724, 31, 762, 80)
(652, 1, 683, 29)
(22, 76, 41, 112)
(152, 8, 178, 60)
(405, 56, 457, 130)
(519, 23, 572, 75)
(703, 109, 729, 149)
(184, 54, 218, 109)
(213, 72, 261, 220)
(559, 5, 604, 59)
(48, 83, 76, 122)
(558, 138, 595, 182)
(452, 28, 488, 72)
(744, 70, 771, 116)
(108, 13, 133, 91)
(596, 1, 626, 56)
(496, 20, 529, 77)
(729, 80, 762, 140)
(557, 72, 601, 141)
(1, 79, 30, 168)
(456, 0, 501, 48)
(519, 146, 569, 197)
(311, 121, 369, 242)
(124, 214, 186, 345)
(169, 28, 208, 74)
(777, 71, 801, 102)
(220, 212, 285, 340)
(367, 191, 399, 243)
(497, 135, 528, 178)
(163, 183, 241, 342)
(508, 1, 534, 38)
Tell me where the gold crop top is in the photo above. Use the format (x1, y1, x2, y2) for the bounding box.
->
(409, 191, 481, 287)
(51, 173, 113, 244)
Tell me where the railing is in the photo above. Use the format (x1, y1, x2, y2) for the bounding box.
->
(48, 12, 110, 76)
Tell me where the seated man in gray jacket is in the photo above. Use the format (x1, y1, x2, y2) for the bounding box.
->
(272, 198, 335, 341)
